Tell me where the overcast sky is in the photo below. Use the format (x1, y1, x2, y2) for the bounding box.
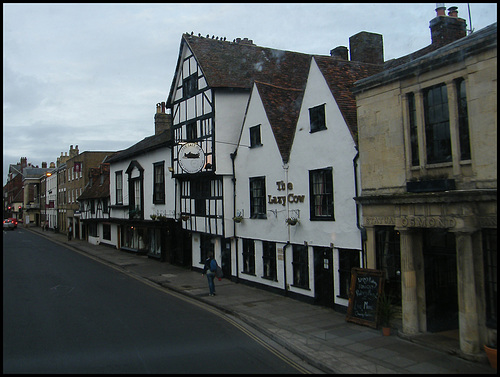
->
(3, 3, 497, 185)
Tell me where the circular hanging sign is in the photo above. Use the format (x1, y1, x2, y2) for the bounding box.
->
(178, 143, 205, 174)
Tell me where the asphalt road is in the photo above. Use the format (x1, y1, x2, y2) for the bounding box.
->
(3, 228, 306, 374)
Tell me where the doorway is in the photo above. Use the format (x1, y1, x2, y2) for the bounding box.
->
(423, 229, 458, 332)
(221, 238, 231, 278)
(314, 247, 334, 308)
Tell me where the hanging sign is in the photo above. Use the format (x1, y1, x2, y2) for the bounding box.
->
(178, 143, 205, 174)
(346, 268, 385, 328)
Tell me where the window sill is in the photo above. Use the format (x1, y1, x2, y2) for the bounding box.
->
(261, 276, 278, 282)
(291, 284, 311, 291)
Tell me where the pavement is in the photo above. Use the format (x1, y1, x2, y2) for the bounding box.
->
(25, 226, 495, 374)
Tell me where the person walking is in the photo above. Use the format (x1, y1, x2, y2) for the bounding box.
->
(202, 253, 217, 296)
(68, 224, 72, 241)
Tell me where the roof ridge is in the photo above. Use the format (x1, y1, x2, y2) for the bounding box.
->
(255, 81, 304, 91)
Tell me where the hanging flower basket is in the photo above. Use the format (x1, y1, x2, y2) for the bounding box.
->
(286, 217, 299, 226)
(233, 216, 243, 223)
(181, 215, 190, 221)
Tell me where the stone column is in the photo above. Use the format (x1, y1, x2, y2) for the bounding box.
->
(455, 230, 480, 355)
(364, 226, 377, 269)
(399, 228, 420, 334)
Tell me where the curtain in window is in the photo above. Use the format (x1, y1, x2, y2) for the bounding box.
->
(134, 180, 141, 211)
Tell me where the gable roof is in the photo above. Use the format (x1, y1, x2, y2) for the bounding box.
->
(255, 82, 304, 163)
(313, 56, 383, 144)
(105, 129, 171, 163)
(167, 34, 313, 104)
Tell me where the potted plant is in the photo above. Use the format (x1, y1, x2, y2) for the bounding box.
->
(233, 215, 243, 223)
(484, 334, 497, 369)
(286, 217, 299, 226)
(377, 292, 397, 336)
(150, 214, 157, 221)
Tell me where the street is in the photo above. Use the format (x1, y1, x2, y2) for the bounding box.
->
(3, 228, 306, 374)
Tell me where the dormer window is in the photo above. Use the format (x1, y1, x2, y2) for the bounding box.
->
(183, 73, 198, 99)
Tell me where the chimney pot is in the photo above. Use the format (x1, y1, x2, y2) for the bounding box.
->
(448, 6, 458, 17)
(436, 4, 446, 16)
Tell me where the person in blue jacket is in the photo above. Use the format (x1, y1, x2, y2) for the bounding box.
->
(202, 253, 217, 296)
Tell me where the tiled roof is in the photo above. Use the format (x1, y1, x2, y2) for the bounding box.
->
(255, 82, 304, 163)
(170, 34, 383, 156)
(314, 56, 383, 143)
(181, 34, 312, 90)
(78, 174, 110, 200)
(105, 129, 171, 163)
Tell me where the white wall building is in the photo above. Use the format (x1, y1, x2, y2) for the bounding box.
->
(166, 33, 383, 308)
(233, 53, 382, 308)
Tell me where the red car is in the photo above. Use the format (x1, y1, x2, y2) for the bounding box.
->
(7, 218, 18, 228)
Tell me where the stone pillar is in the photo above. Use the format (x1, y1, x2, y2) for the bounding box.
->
(364, 226, 377, 269)
(400, 228, 420, 334)
(455, 230, 481, 355)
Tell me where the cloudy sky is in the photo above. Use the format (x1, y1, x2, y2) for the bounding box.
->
(3, 3, 497, 185)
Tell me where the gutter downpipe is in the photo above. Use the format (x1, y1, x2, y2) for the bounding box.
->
(283, 162, 290, 296)
(353, 150, 367, 269)
(230, 150, 239, 283)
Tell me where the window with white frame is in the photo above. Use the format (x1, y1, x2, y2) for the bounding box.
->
(309, 167, 334, 220)
(115, 171, 123, 204)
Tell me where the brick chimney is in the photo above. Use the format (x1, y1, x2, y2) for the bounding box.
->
(20, 157, 27, 169)
(42, 162, 47, 168)
(429, 5, 467, 47)
(155, 102, 172, 136)
(330, 46, 348, 60)
(69, 144, 79, 158)
(349, 32, 384, 64)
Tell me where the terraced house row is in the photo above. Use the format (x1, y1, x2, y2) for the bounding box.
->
(6, 6, 496, 359)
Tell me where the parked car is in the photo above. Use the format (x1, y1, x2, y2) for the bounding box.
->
(3, 219, 15, 230)
(7, 218, 18, 228)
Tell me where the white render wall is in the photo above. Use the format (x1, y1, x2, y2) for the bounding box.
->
(107, 146, 175, 249)
(214, 90, 251, 176)
(109, 147, 175, 221)
(233, 60, 362, 303)
(287, 58, 361, 251)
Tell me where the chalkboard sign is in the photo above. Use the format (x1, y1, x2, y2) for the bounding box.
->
(346, 268, 385, 328)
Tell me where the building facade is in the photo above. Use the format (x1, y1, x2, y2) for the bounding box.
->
(166, 32, 384, 307)
(353, 8, 496, 356)
(106, 103, 185, 263)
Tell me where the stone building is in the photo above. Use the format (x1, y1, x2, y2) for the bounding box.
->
(353, 6, 497, 357)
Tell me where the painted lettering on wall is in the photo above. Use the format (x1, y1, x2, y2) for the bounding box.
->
(268, 181, 305, 206)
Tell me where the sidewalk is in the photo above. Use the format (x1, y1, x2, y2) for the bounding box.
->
(27, 226, 495, 374)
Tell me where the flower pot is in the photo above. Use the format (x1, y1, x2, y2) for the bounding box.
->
(484, 345, 497, 369)
(382, 327, 391, 336)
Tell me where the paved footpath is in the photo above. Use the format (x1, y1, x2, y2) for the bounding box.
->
(25, 227, 495, 374)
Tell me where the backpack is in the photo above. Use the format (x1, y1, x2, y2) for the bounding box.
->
(210, 259, 217, 272)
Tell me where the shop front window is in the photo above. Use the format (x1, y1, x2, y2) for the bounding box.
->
(375, 226, 401, 304)
(122, 226, 149, 252)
